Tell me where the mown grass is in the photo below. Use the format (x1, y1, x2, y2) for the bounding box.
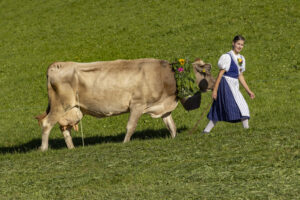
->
(0, 0, 299, 199)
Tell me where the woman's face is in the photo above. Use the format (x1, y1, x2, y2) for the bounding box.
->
(232, 40, 244, 54)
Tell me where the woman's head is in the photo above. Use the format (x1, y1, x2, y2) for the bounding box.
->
(232, 35, 245, 54)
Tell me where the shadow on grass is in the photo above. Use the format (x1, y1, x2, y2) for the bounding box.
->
(0, 127, 187, 154)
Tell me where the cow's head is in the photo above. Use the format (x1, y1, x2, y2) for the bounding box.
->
(192, 59, 215, 92)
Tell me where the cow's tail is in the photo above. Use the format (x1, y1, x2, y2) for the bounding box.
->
(35, 63, 55, 126)
(35, 104, 50, 126)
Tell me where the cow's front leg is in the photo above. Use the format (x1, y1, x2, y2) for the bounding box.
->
(60, 126, 75, 149)
(162, 112, 176, 138)
(123, 108, 143, 143)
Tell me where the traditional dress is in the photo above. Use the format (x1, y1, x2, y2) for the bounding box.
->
(207, 50, 250, 122)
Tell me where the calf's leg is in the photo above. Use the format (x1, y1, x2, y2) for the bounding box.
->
(162, 113, 176, 138)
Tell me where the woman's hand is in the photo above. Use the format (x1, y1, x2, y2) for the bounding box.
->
(212, 70, 225, 101)
(212, 91, 217, 100)
(239, 74, 255, 99)
(248, 91, 255, 99)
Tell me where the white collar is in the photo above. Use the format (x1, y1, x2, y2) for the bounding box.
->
(228, 50, 241, 67)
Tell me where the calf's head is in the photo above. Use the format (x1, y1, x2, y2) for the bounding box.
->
(192, 59, 215, 92)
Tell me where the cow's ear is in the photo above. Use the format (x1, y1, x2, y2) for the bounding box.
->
(192, 59, 205, 72)
(194, 65, 203, 73)
(193, 63, 212, 74)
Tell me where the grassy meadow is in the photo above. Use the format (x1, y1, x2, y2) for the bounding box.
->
(0, 0, 299, 199)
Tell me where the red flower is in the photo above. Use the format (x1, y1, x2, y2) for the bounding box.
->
(178, 67, 184, 72)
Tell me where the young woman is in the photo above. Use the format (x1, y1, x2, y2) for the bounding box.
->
(203, 35, 255, 133)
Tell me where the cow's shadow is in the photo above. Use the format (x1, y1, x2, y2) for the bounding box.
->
(0, 127, 187, 154)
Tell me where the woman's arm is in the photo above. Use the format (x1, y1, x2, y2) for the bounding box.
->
(212, 69, 226, 100)
(238, 73, 255, 99)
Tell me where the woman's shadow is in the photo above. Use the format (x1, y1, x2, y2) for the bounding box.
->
(0, 127, 187, 154)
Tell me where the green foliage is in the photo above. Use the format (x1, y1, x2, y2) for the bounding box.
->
(172, 58, 199, 98)
(0, 0, 299, 199)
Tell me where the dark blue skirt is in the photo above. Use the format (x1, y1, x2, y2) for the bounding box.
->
(207, 77, 249, 123)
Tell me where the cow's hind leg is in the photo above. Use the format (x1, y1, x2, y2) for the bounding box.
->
(60, 126, 75, 149)
(123, 108, 143, 143)
(40, 116, 56, 151)
(162, 112, 176, 138)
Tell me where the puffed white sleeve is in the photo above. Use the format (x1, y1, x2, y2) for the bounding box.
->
(241, 55, 246, 73)
(218, 54, 231, 71)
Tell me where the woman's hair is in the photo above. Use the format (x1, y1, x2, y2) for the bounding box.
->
(232, 35, 245, 43)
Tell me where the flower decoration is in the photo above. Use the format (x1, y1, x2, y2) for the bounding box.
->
(172, 58, 199, 98)
(237, 58, 243, 66)
(178, 67, 184, 72)
(178, 59, 185, 66)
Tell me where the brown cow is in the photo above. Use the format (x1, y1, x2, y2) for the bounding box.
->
(36, 58, 215, 151)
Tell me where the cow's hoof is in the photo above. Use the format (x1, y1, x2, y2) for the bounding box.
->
(123, 139, 130, 143)
(39, 146, 48, 152)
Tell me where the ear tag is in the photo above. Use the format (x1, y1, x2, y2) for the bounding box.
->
(202, 69, 206, 73)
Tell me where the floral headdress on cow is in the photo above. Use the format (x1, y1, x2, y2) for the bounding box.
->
(171, 58, 199, 99)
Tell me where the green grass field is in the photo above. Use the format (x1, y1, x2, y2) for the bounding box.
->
(0, 0, 299, 199)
